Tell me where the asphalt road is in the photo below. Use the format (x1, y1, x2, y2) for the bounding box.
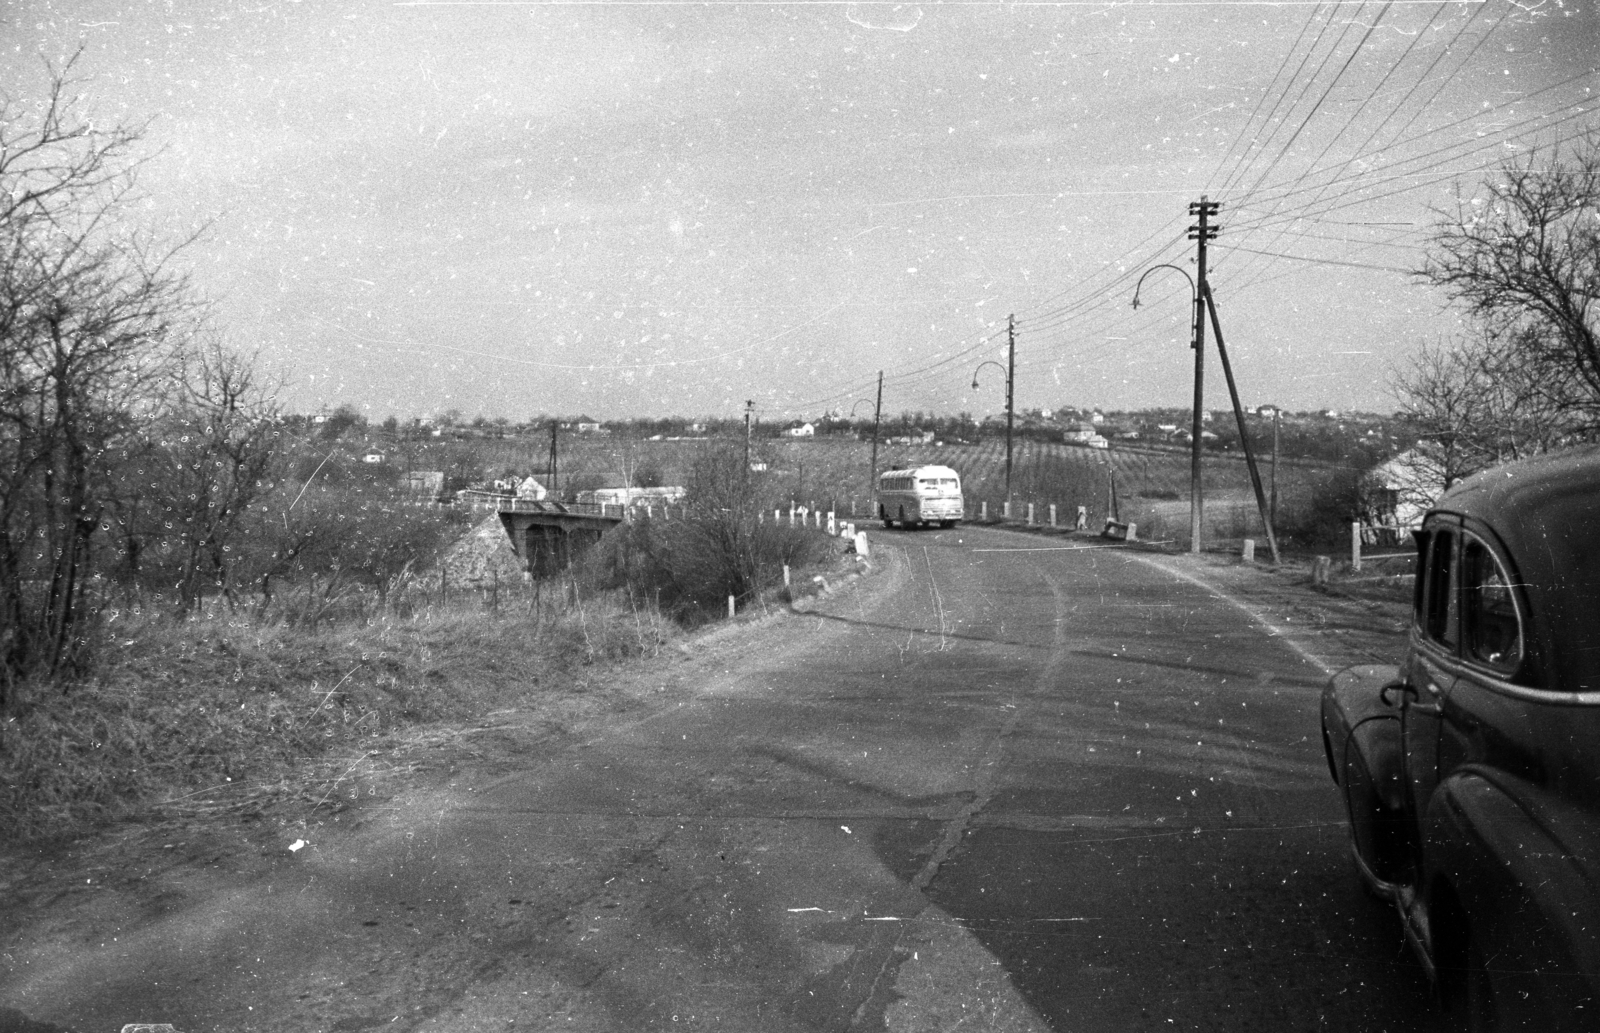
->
(3, 524, 1437, 1033)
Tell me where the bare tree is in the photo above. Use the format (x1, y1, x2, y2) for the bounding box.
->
(1392, 330, 1577, 498)
(1421, 131, 1600, 428)
(0, 55, 195, 694)
(157, 340, 284, 612)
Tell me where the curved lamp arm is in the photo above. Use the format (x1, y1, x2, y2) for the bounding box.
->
(971, 360, 1007, 390)
(1131, 264, 1196, 310)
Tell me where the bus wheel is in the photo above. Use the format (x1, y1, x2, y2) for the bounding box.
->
(897, 506, 909, 529)
(941, 520, 956, 529)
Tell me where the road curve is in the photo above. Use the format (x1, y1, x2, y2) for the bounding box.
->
(2, 524, 1436, 1032)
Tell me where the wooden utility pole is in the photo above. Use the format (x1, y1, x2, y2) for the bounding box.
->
(743, 400, 755, 477)
(548, 420, 559, 494)
(1271, 408, 1280, 530)
(1005, 313, 1016, 503)
(1201, 281, 1280, 565)
(869, 370, 883, 492)
(1187, 198, 1219, 554)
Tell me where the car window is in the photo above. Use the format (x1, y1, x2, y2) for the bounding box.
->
(1463, 536, 1523, 673)
(1423, 527, 1458, 649)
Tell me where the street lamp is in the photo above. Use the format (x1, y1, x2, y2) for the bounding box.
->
(972, 357, 1013, 503)
(1133, 264, 1204, 554)
(968, 313, 1017, 506)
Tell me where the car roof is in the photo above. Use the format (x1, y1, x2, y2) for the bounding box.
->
(1433, 443, 1600, 693)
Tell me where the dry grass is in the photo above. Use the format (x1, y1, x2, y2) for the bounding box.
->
(0, 589, 673, 843)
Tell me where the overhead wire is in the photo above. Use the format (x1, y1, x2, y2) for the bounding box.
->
(1214, 1, 1356, 198)
(804, 1, 1586, 416)
(1206, 2, 1329, 196)
(1215, 1, 1473, 291)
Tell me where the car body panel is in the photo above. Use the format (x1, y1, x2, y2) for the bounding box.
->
(1320, 443, 1600, 1027)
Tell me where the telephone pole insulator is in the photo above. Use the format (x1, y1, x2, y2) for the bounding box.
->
(1187, 198, 1220, 241)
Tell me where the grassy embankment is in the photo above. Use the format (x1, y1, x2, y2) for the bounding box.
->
(0, 575, 676, 843)
(2, 494, 840, 844)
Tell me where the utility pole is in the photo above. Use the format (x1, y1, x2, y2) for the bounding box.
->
(1187, 197, 1219, 554)
(548, 420, 559, 495)
(1201, 281, 1280, 565)
(743, 400, 755, 478)
(1005, 313, 1016, 503)
(1270, 408, 1280, 530)
(869, 370, 883, 493)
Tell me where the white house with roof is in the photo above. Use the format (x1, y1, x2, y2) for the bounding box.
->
(1364, 447, 1446, 541)
(1062, 422, 1109, 449)
(782, 422, 816, 438)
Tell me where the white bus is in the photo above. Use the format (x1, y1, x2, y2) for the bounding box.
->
(877, 465, 964, 529)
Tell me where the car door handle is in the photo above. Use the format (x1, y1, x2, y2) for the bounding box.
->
(1379, 681, 1415, 707)
(1379, 680, 1443, 713)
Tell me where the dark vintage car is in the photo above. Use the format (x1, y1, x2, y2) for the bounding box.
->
(1321, 444, 1600, 1030)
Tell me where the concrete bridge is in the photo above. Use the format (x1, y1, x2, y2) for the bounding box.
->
(496, 498, 626, 577)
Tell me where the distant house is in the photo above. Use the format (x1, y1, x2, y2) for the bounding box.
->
(362, 453, 384, 464)
(561, 416, 604, 433)
(783, 422, 816, 438)
(1364, 448, 1445, 541)
(1062, 422, 1108, 449)
(1089, 411, 1105, 424)
(516, 477, 548, 500)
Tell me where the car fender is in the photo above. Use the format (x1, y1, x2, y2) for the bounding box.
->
(1425, 769, 1600, 1029)
(1322, 665, 1404, 805)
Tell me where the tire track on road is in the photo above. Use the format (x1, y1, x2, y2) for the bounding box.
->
(910, 567, 1069, 893)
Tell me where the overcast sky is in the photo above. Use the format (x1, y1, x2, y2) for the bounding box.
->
(5, 0, 1597, 422)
